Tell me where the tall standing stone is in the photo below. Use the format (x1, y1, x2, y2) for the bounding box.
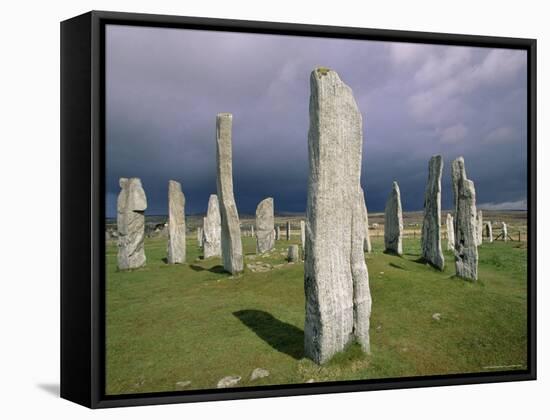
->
(203, 194, 222, 258)
(485, 221, 493, 243)
(216, 113, 243, 274)
(167, 180, 186, 264)
(250, 225, 254, 237)
(286, 221, 291, 240)
(275, 226, 281, 240)
(421, 155, 444, 270)
(197, 226, 203, 247)
(117, 177, 147, 270)
(359, 188, 372, 253)
(476, 210, 483, 246)
(256, 198, 275, 254)
(300, 220, 306, 249)
(384, 181, 403, 255)
(502, 222, 508, 242)
(451, 157, 478, 281)
(304, 68, 371, 364)
(446, 213, 455, 251)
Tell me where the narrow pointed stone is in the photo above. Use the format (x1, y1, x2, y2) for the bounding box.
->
(485, 221, 493, 243)
(197, 226, 203, 247)
(304, 68, 371, 364)
(451, 157, 478, 281)
(167, 180, 186, 264)
(300, 220, 306, 249)
(421, 155, 444, 270)
(384, 181, 403, 255)
(117, 177, 147, 270)
(286, 221, 291, 240)
(446, 213, 455, 251)
(203, 194, 222, 258)
(216, 113, 243, 274)
(256, 197, 275, 254)
(502, 222, 508, 242)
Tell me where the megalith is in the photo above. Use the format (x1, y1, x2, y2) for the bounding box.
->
(300, 220, 306, 249)
(167, 180, 186, 264)
(384, 181, 403, 255)
(446, 213, 455, 251)
(197, 226, 203, 247)
(359, 188, 372, 253)
(117, 177, 147, 270)
(216, 113, 243, 274)
(451, 157, 478, 281)
(502, 222, 508, 242)
(485, 221, 493, 243)
(304, 68, 371, 364)
(476, 210, 483, 246)
(203, 194, 222, 258)
(275, 226, 281, 241)
(421, 155, 444, 270)
(287, 245, 299, 262)
(256, 198, 275, 254)
(286, 221, 291, 240)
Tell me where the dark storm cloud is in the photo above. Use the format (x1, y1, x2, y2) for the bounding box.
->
(106, 25, 527, 217)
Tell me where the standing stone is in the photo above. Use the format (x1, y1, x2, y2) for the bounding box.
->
(203, 194, 222, 258)
(300, 220, 306, 249)
(446, 213, 455, 251)
(485, 221, 493, 243)
(451, 157, 478, 281)
(197, 226, 203, 247)
(275, 226, 281, 240)
(216, 113, 243, 274)
(256, 198, 275, 254)
(287, 245, 299, 262)
(359, 188, 372, 253)
(117, 177, 147, 270)
(250, 225, 254, 237)
(420, 155, 444, 270)
(167, 180, 186, 264)
(502, 222, 508, 242)
(304, 68, 371, 364)
(285, 221, 291, 240)
(384, 181, 403, 255)
(476, 210, 483, 246)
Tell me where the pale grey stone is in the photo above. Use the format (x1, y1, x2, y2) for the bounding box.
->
(216, 376, 241, 388)
(117, 177, 147, 270)
(451, 157, 478, 281)
(197, 226, 203, 247)
(359, 188, 372, 253)
(175, 381, 191, 389)
(216, 113, 244, 274)
(250, 368, 270, 381)
(255, 198, 275, 254)
(300, 220, 306, 250)
(275, 226, 281, 240)
(446, 213, 455, 251)
(203, 194, 222, 258)
(485, 221, 493, 243)
(304, 68, 371, 364)
(384, 181, 403, 255)
(287, 245, 299, 262)
(502, 221, 508, 242)
(476, 210, 483, 246)
(167, 180, 186, 264)
(251, 225, 254, 237)
(421, 155, 444, 270)
(372, 223, 379, 229)
(432, 313, 442, 321)
(286, 221, 291, 240)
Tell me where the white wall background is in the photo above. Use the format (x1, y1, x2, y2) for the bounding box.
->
(0, 0, 547, 418)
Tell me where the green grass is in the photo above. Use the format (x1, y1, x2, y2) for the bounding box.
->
(105, 235, 527, 395)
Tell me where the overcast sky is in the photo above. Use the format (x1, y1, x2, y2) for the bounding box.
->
(105, 24, 527, 217)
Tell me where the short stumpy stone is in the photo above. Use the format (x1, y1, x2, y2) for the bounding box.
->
(446, 213, 455, 251)
(359, 188, 372, 253)
(476, 210, 483, 246)
(117, 177, 147, 270)
(287, 245, 299, 262)
(421, 155, 444, 270)
(485, 221, 493, 243)
(384, 181, 403, 255)
(304, 68, 371, 364)
(167, 180, 186, 264)
(203, 194, 222, 258)
(216, 113, 244, 274)
(451, 157, 478, 281)
(256, 198, 275, 254)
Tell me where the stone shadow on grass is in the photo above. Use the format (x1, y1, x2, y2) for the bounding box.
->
(233, 310, 304, 360)
(189, 264, 227, 274)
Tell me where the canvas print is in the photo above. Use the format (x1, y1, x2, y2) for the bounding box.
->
(104, 24, 528, 395)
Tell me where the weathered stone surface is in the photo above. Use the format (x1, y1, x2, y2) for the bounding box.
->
(117, 177, 147, 270)
(216, 113, 244, 274)
(255, 198, 275, 254)
(216, 376, 241, 388)
(304, 68, 371, 364)
(384, 181, 403, 255)
(203, 194, 222, 258)
(286, 221, 291, 240)
(287, 245, 299, 262)
(300, 220, 306, 249)
(250, 368, 270, 381)
(359, 188, 372, 253)
(485, 221, 493, 243)
(421, 155, 444, 270)
(197, 226, 203, 247)
(502, 221, 508, 242)
(451, 157, 478, 281)
(167, 180, 186, 264)
(275, 226, 281, 240)
(476, 210, 483, 246)
(251, 225, 254, 237)
(446, 213, 455, 251)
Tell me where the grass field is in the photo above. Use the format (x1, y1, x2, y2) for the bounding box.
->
(105, 231, 528, 395)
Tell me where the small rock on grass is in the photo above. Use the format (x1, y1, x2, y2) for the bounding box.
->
(432, 313, 442, 321)
(250, 368, 270, 381)
(306, 379, 315, 383)
(175, 380, 191, 389)
(217, 375, 241, 388)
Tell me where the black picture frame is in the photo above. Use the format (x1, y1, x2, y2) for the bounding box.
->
(60, 10, 537, 409)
